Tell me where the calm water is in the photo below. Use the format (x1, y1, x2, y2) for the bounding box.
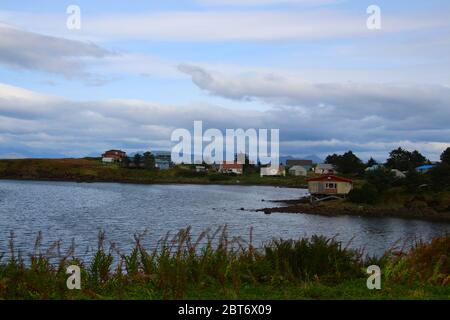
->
(0, 180, 448, 258)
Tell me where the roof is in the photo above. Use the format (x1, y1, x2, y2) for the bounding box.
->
(307, 175, 352, 183)
(222, 162, 243, 169)
(416, 165, 435, 170)
(103, 149, 126, 154)
(315, 163, 335, 169)
(365, 164, 384, 171)
(289, 165, 307, 171)
(286, 159, 313, 166)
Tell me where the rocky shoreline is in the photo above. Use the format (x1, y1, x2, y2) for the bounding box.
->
(258, 198, 450, 223)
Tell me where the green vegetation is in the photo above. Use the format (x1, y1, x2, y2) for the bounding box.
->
(0, 158, 308, 187)
(348, 184, 380, 205)
(0, 228, 448, 300)
(325, 151, 365, 175)
(385, 147, 429, 172)
(345, 148, 450, 213)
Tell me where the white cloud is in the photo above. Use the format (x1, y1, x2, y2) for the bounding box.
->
(0, 82, 449, 161)
(0, 24, 113, 83)
(178, 63, 450, 122)
(196, 0, 340, 6)
(2, 9, 449, 42)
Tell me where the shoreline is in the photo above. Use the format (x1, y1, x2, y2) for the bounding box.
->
(257, 197, 450, 223)
(0, 177, 307, 189)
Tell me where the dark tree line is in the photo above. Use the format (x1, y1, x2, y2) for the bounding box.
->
(325, 151, 365, 175)
(324, 147, 431, 176)
(122, 151, 155, 169)
(347, 147, 450, 204)
(384, 147, 429, 171)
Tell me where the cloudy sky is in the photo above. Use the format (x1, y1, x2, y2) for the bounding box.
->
(0, 0, 449, 161)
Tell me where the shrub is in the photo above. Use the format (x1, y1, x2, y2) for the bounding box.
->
(365, 168, 396, 192)
(428, 163, 450, 191)
(400, 169, 431, 193)
(0, 228, 365, 299)
(386, 235, 450, 286)
(177, 169, 207, 178)
(348, 184, 380, 204)
(208, 173, 230, 182)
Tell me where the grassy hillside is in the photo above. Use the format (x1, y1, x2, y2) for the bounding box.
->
(0, 158, 308, 187)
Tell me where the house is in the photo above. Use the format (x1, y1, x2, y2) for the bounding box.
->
(288, 165, 308, 176)
(155, 159, 170, 170)
(365, 164, 384, 171)
(154, 151, 171, 162)
(102, 150, 127, 163)
(220, 162, 243, 175)
(307, 175, 353, 196)
(416, 165, 435, 173)
(314, 163, 336, 175)
(260, 165, 286, 177)
(195, 165, 207, 173)
(391, 169, 406, 178)
(286, 159, 313, 171)
(154, 152, 172, 168)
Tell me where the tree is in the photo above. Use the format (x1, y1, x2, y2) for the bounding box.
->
(142, 151, 155, 169)
(385, 147, 410, 171)
(365, 168, 396, 193)
(325, 153, 340, 166)
(428, 163, 450, 191)
(441, 147, 450, 165)
(348, 184, 380, 204)
(121, 156, 130, 168)
(385, 147, 428, 171)
(133, 153, 142, 168)
(410, 150, 428, 168)
(366, 157, 378, 168)
(325, 151, 364, 175)
(401, 169, 430, 193)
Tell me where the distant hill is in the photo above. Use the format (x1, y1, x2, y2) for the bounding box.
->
(280, 154, 323, 165)
(303, 154, 323, 164)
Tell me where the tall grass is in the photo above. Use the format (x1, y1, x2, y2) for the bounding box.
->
(0, 228, 448, 299)
(385, 234, 450, 286)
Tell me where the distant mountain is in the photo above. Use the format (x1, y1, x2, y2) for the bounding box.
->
(280, 154, 323, 165)
(303, 154, 323, 164)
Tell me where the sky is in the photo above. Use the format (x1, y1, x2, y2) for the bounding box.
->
(0, 0, 449, 161)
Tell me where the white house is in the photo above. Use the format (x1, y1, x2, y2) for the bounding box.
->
(288, 165, 308, 176)
(195, 165, 207, 173)
(365, 164, 384, 172)
(260, 166, 286, 177)
(391, 169, 406, 178)
(314, 163, 336, 175)
(102, 157, 115, 163)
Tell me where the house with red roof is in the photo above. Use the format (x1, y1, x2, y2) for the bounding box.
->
(101, 149, 127, 163)
(219, 162, 243, 175)
(307, 175, 353, 196)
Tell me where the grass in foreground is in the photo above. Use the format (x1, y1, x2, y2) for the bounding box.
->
(0, 227, 448, 300)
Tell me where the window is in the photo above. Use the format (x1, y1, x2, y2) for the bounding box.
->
(325, 183, 337, 189)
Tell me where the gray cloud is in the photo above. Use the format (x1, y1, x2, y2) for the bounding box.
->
(0, 24, 113, 84)
(179, 63, 450, 132)
(0, 82, 449, 161)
